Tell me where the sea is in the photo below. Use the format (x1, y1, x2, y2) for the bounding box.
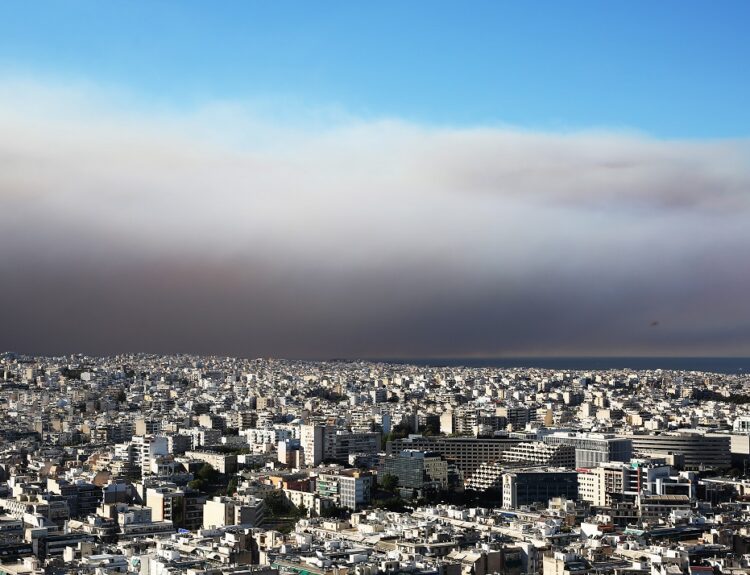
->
(374, 357, 750, 375)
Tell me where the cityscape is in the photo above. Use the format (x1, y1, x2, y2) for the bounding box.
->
(0, 353, 749, 574)
(2, 2, 750, 575)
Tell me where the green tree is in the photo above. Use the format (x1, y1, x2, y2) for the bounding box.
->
(372, 496, 406, 513)
(196, 463, 220, 484)
(380, 473, 399, 493)
(320, 504, 347, 519)
(226, 476, 239, 495)
(264, 491, 291, 517)
(381, 422, 412, 449)
(188, 479, 206, 491)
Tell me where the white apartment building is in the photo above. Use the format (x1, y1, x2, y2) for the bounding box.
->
(131, 435, 168, 477)
(202, 496, 265, 529)
(300, 425, 324, 467)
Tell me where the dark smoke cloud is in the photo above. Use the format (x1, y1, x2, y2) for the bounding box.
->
(1, 80, 749, 358)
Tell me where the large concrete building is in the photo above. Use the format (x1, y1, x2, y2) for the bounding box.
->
(629, 432, 731, 470)
(502, 469, 578, 509)
(382, 450, 449, 494)
(145, 486, 205, 531)
(502, 441, 576, 468)
(184, 451, 238, 475)
(730, 434, 750, 469)
(387, 436, 521, 478)
(543, 432, 632, 468)
(325, 430, 381, 464)
(465, 462, 505, 492)
(316, 469, 374, 510)
(300, 425, 380, 467)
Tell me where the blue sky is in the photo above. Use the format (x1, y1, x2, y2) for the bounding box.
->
(1, 1, 748, 138)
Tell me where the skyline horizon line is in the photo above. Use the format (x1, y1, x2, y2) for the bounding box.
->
(5, 349, 750, 362)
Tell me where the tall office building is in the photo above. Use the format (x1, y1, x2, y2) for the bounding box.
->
(300, 425, 324, 467)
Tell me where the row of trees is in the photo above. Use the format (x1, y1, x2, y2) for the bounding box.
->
(187, 463, 222, 492)
(692, 389, 750, 404)
(305, 387, 348, 403)
(262, 491, 347, 520)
